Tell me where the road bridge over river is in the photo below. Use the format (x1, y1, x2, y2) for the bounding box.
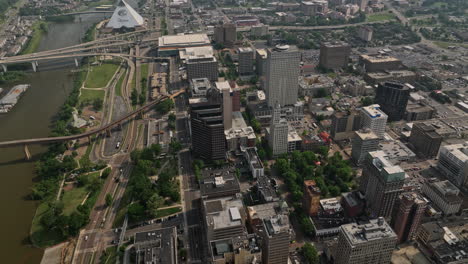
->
(0, 89, 185, 159)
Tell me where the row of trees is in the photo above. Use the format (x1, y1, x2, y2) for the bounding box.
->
(274, 150, 355, 235)
(126, 144, 180, 222)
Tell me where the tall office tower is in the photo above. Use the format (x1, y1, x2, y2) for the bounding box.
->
(360, 151, 405, 219)
(334, 218, 397, 264)
(190, 89, 226, 160)
(358, 26, 373, 42)
(214, 23, 237, 47)
(318, 41, 350, 70)
(374, 81, 410, 121)
(360, 104, 388, 138)
(237, 47, 255, 75)
(268, 104, 289, 156)
(303, 180, 321, 216)
(330, 111, 362, 141)
(255, 49, 267, 76)
(261, 214, 291, 264)
(265, 45, 300, 107)
(186, 55, 218, 81)
(215, 81, 233, 130)
(232, 87, 241, 111)
(437, 142, 468, 187)
(224, 23, 237, 46)
(351, 129, 380, 165)
(214, 24, 224, 44)
(352, 0, 368, 11)
(391, 192, 427, 243)
(409, 123, 442, 158)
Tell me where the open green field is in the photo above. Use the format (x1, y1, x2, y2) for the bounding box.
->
(79, 89, 105, 103)
(115, 71, 126, 97)
(141, 63, 149, 79)
(366, 12, 396, 22)
(434, 41, 468, 49)
(62, 187, 88, 216)
(21, 22, 48, 54)
(155, 206, 182, 218)
(85, 63, 119, 88)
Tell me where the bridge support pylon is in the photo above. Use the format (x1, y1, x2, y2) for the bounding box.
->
(1, 64, 7, 72)
(74, 58, 79, 67)
(24, 145, 31, 160)
(87, 136, 91, 143)
(106, 129, 111, 137)
(31, 62, 37, 72)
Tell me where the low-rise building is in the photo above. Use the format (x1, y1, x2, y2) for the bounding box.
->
(225, 112, 256, 151)
(334, 218, 397, 264)
(408, 123, 442, 158)
(421, 179, 462, 215)
(243, 147, 264, 178)
(255, 175, 279, 203)
(303, 180, 321, 216)
(298, 75, 335, 97)
(158, 33, 211, 56)
(358, 26, 373, 42)
(437, 142, 468, 187)
(359, 54, 404, 72)
(134, 227, 177, 264)
(200, 168, 241, 199)
(364, 70, 417, 84)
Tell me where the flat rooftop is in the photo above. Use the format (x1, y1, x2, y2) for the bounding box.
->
(368, 150, 406, 181)
(379, 139, 416, 161)
(361, 104, 387, 119)
(134, 227, 177, 264)
(341, 218, 396, 245)
(264, 214, 290, 236)
(204, 196, 244, 231)
(200, 168, 241, 199)
(360, 54, 401, 63)
(159, 33, 210, 48)
(355, 129, 379, 140)
(441, 143, 468, 162)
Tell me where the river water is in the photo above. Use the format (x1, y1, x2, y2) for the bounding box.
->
(0, 13, 108, 263)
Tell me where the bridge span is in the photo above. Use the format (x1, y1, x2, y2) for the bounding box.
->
(0, 89, 185, 159)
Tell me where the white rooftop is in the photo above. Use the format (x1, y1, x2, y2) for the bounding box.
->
(362, 104, 387, 119)
(159, 34, 210, 48)
(106, 0, 144, 29)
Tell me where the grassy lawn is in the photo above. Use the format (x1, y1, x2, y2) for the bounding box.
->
(85, 63, 119, 88)
(80, 89, 105, 103)
(141, 63, 149, 80)
(434, 41, 468, 49)
(62, 187, 88, 216)
(115, 71, 126, 97)
(155, 207, 182, 218)
(21, 22, 48, 54)
(366, 12, 396, 22)
(99, 246, 118, 264)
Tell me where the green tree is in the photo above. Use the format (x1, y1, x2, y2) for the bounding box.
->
(302, 243, 319, 264)
(92, 98, 103, 111)
(155, 99, 174, 114)
(361, 96, 373, 106)
(131, 89, 138, 106)
(147, 193, 164, 218)
(105, 193, 113, 207)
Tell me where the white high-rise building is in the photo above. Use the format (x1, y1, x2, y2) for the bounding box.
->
(437, 142, 468, 187)
(265, 45, 300, 107)
(351, 129, 380, 165)
(360, 104, 388, 138)
(215, 81, 233, 130)
(269, 104, 288, 156)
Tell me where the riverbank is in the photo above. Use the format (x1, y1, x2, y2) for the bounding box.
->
(21, 21, 48, 54)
